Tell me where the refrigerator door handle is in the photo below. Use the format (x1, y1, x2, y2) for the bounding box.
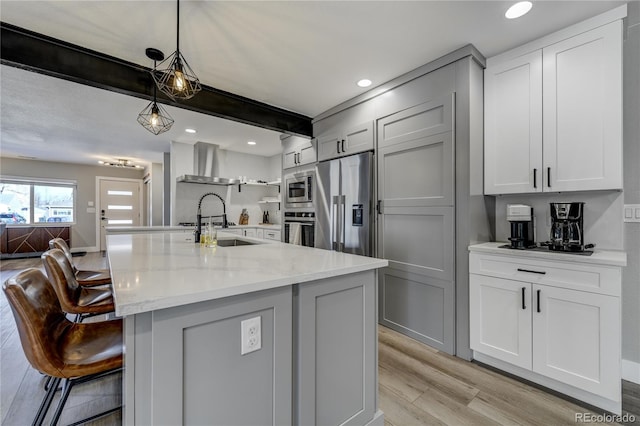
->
(339, 195, 346, 252)
(332, 195, 339, 251)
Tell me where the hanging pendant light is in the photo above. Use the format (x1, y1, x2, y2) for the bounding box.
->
(138, 48, 175, 135)
(153, 0, 201, 100)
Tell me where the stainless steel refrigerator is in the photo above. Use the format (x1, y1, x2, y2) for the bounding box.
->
(315, 151, 373, 256)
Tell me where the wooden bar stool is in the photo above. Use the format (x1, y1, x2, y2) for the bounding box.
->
(42, 248, 115, 322)
(49, 238, 111, 286)
(3, 268, 123, 426)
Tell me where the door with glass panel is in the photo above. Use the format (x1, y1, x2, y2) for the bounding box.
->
(99, 179, 142, 250)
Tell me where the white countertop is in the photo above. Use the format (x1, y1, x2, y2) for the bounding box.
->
(469, 242, 627, 267)
(107, 231, 387, 316)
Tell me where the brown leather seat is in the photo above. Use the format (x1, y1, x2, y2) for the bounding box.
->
(42, 248, 115, 318)
(3, 268, 122, 425)
(49, 238, 111, 286)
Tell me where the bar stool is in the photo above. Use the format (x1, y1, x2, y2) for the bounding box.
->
(49, 238, 111, 286)
(42, 248, 114, 322)
(3, 268, 123, 426)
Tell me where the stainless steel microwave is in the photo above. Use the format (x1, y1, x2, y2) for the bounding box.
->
(285, 172, 314, 208)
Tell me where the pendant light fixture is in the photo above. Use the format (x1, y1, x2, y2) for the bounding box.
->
(153, 0, 201, 100)
(138, 48, 175, 135)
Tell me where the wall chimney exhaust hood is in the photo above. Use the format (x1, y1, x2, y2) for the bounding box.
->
(177, 142, 240, 185)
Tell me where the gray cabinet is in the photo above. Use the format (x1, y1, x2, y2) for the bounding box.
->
(317, 120, 374, 161)
(282, 135, 316, 169)
(377, 95, 456, 354)
(295, 271, 377, 425)
(133, 287, 293, 425)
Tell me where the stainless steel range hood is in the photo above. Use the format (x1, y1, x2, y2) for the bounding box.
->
(177, 142, 240, 185)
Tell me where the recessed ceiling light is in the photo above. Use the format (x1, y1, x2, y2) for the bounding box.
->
(505, 1, 532, 19)
(98, 160, 104, 164)
(247, 141, 257, 145)
(185, 128, 197, 134)
(357, 79, 372, 88)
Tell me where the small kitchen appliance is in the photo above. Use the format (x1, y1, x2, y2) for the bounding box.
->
(507, 204, 535, 249)
(548, 202, 593, 252)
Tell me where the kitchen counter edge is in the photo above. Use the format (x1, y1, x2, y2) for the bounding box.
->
(468, 242, 627, 267)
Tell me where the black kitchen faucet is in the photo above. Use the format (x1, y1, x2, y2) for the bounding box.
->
(195, 192, 228, 243)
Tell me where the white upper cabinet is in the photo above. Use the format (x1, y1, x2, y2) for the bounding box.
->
(542, 21, 623, 192)
(317, 120, 374, 162)
(485, 51, 543, 194)
(484, 19, 623, 195)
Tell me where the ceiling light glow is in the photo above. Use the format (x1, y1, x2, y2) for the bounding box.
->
(505, 1, 532, 19)
(247, 141, 257, 145)
(185, 128, 197, 134)
(357, 79, 372, 88)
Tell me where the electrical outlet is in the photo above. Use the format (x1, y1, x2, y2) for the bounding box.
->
(624, 204, 640, 223)
(241, 316, 261, 355)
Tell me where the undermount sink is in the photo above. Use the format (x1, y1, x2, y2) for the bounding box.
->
(216, 238, 260, 247)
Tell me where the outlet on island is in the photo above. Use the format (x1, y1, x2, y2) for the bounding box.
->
(241, 316, 262, 355)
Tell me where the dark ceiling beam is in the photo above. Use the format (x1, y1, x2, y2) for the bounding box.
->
(0, 22, 312, 137)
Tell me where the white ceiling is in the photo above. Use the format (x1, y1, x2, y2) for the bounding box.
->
(0, 0, 626, 168)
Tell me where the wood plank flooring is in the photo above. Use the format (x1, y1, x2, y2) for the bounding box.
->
(1, 253, 639, 425)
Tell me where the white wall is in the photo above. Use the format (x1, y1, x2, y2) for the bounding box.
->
(493, 191, 624, 250)
(170, 142, 282, 226)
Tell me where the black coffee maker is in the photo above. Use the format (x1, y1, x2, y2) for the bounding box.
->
(549, 202, 593, 252)
(507, 204, 535, 249)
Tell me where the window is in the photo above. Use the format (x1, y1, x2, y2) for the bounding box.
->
(0, 178, 76, 224)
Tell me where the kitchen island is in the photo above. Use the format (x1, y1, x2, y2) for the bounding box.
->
(107, 230, 387, 425)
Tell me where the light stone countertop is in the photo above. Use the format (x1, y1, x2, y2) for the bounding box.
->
(107, 231, 387, 317)
(468, 242, 627, 267)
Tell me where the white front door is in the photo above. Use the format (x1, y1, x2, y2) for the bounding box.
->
(99, 179, 142, 250)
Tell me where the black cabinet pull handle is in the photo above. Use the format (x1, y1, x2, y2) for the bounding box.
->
(533, 169, 537, 189)
(517, 268, 546, 275)
(537, 289, 541, 313)
(522, 287, 526, 310)
(336, 140, 341, 154)
(547, 167, 551, 188)
(341, 139, 345, 153)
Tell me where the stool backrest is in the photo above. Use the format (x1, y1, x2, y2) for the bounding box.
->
(42, 248, 81, 313)
(49, 238, 77, 273)
(3, 268, 67, 377)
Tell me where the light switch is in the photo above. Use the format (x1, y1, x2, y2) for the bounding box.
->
(88, 201, 94, 207)
(623, 205, 640, 223)
(87, 207, 96, 214)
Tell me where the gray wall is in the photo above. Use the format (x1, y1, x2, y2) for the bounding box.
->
(150, 162, 163, 226)
(622, 1, 640, 367)
(0, 157, 143, 248)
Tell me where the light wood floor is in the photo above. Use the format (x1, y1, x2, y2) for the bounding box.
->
(1, 253, 639, 425)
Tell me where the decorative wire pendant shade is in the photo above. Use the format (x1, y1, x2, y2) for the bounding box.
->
(153, 0, 201, 100)
(138, 48, 174, 135)
(153, 52, 201, 100)
(137, 101, 174, 135)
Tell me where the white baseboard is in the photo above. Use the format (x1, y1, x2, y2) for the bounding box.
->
(622, 359, 640, 384)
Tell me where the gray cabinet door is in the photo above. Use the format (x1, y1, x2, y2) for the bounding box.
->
(296, 271, 377, 426)
(377, 95, 456, 354)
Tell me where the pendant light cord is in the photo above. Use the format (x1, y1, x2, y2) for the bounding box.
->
(176, 0, 180, 54)
(153, 60, 157, 101)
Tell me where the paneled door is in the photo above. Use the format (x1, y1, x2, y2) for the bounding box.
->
(99, 179, 142, 250)
(377, 94, 456, 353)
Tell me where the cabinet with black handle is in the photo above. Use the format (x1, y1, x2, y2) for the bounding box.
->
(468, 247, 623, 414)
